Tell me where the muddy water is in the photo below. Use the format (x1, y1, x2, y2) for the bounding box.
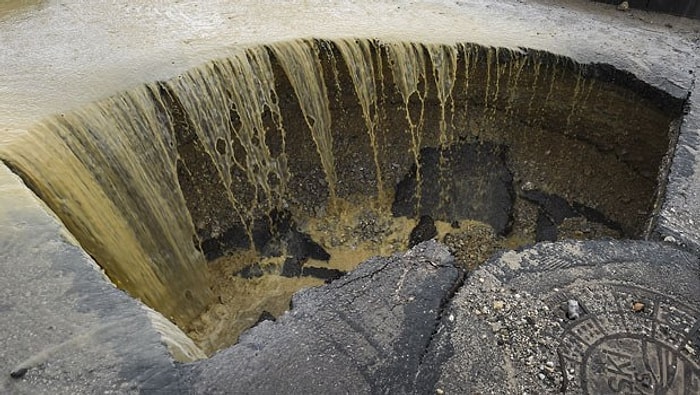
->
(190, 199, 413, 354)
(189, 252, 322, 355)
(0, 90, 213, 325)
(191, 198, 503, 355)
(0, 38, 683, 356)
(0, 0, 44, 17)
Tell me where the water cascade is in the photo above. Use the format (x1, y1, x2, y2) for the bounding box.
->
(0, 38, 684, 356)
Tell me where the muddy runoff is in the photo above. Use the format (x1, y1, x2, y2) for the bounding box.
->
(0, 38, 684, 357)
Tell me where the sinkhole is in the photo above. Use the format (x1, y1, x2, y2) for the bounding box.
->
(0, 38, 685, 357)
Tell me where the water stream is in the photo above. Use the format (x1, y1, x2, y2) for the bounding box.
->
(0, 38, 683, 356)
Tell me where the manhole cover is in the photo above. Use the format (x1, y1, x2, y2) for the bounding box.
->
(424, 240, 700, 394)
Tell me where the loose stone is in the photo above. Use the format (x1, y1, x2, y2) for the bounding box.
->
(684, 344, 696, 355)
(566, 299, 581, 320)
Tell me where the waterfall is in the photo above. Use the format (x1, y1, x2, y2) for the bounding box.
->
(0, 39, 678, 346)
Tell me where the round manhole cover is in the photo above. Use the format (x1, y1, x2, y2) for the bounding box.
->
(551, 284, 699, 393)
(426, 240, 700, 394)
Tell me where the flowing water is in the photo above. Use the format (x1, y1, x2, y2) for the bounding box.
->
(0, 38, 684, 357)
